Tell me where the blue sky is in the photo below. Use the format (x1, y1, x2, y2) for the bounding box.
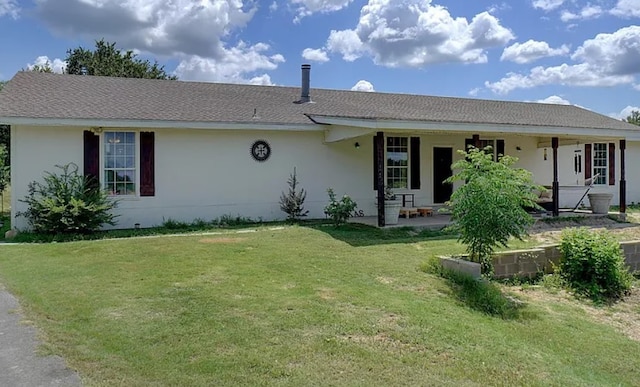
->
(0, 0, 639, 119)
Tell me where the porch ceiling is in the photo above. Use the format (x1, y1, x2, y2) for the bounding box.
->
(315, 116, 640, 143)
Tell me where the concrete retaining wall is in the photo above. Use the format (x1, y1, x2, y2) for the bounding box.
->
(492, 240, 640, 278)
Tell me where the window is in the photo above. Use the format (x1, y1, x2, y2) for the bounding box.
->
(104, 131, 136, 195)
(593, 143, 607, 185)
(386, 137, 408, 189)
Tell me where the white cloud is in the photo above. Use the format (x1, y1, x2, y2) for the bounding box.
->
(270, 1, 278, 11)
(34, 0, 285, 84)
(609, 105, 640, 120)
(326, 29, 364, 62)
(468, 87, 481, 96)
(610, 0, 640, 18)
(302, 48, 329, 62)
(571, 26, 640, 75)
(0, 0, 18, 18)
(351, 80, 375, 92)
(501, 40, 570, 64)
(560, 5, 604, 22)
(486, 63, 633, 94)
(532, 0, 566, 11)
(487, 26, 640, 94)
(26, 56, 67, 73)
(174, 42, 285, 84)
(290, 0, 354, 22)
(536, 95, 571, 105)
(324, 0, 514, 68)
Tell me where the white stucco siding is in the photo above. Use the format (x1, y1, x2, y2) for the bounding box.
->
(110, 129, 376, 228)
(11, 125, 84, 230)
(626, 141, 640, 205)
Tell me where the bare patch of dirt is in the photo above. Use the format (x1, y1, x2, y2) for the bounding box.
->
(198, 237, 247, 244)
(317, 287, 336, 300)
(527, 216, 640, 245)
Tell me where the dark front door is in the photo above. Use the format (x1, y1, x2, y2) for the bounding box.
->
(433, 147, 453, 203)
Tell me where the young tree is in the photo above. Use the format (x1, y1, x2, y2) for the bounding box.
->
(626, 110, 640, 126)
(445, 147, 541, 274)
(65, 39, 177, 80)
(279, 167, 309, 222)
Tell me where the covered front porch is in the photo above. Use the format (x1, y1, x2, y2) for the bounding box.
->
(315, 115, 637, 227)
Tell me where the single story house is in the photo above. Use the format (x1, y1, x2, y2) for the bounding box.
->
(1, 65, 639, 230)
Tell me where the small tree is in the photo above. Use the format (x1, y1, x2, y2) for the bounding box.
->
(18, 163, 118, 234)
(279, 167, 309, 222)
(445, 147, 541, 274)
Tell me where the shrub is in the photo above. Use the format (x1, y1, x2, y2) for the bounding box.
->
(445, 146, 541, 275)
(0, 145, 9, 192)
(324, 188, 357, 227)
(279, 167, 309, 222)
(558, 227, 632, 302)
(18, 163, 118, 234)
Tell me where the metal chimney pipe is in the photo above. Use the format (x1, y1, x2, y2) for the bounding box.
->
(300, 64, 311, 103)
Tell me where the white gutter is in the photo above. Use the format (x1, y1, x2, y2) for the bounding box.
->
(307, 115, 640, 140)
(0, 117, 321, 132)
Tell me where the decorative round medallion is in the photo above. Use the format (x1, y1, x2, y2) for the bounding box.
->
(250, 140, 271, 162)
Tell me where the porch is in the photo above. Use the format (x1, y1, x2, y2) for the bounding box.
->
(349, 209, 624, 230)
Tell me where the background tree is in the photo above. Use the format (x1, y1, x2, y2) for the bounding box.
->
(625, 110, 640, 126)
(65, 39, 177, 79)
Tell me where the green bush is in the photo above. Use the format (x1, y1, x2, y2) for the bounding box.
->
(18, 163, 118, 234)
(445, 146, 541, 275)
(558, 228, 632, 302)
(324, 188, 357, 227)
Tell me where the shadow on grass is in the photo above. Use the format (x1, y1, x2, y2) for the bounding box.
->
(305, 222, 458, 247)
(421, 258, 532, 320)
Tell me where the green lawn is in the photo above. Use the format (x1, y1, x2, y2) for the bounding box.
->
(1, 226, 639, 386)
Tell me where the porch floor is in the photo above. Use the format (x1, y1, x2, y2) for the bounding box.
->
(349, 209, 621, 230)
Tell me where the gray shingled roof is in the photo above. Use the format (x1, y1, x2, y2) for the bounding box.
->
(0, 71, 636, 131)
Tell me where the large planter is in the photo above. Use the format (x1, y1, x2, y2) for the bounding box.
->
(384, 200, 402, 225)
(588, 193, 613, 214)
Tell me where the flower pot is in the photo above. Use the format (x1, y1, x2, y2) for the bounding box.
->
(384, 200, 402, 225)
(588, 193, 613, 214)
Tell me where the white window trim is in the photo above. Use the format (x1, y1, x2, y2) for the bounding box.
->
(592, 142, 608, 185)
(385, 136, 411, 190)
(100, 131, 140, 198)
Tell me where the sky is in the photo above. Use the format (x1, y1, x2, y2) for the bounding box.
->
(0, 0, 639, 119)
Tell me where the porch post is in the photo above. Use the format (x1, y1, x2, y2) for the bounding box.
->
(376, 131, 385, 227)
(552, 137, 559, 217)
(620, 139, 627, 215)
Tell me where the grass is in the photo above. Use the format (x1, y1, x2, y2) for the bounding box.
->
(1, 226, 640, 386)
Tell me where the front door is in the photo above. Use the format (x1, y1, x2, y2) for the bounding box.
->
(433, 147, 453, 203)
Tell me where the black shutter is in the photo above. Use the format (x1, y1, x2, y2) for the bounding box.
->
(609, 143, 615, 186)
(585, 144, 592, 182)
(83, 130, 99, 189)
(373, 135, 380, 190)
(140, 131, 155, 196)
(496, 139, 505, 161)
(410, 137, 420, 189)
